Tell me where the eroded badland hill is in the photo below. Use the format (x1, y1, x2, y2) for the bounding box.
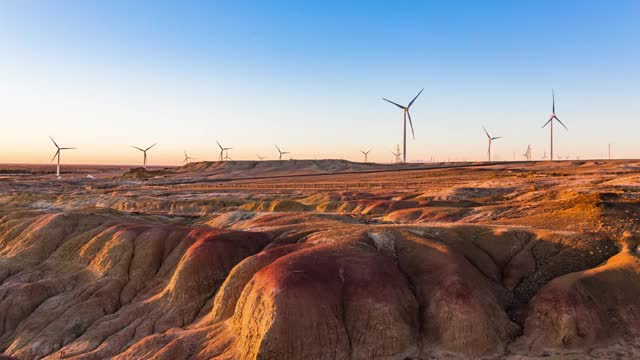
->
(1, 160, 640, 359)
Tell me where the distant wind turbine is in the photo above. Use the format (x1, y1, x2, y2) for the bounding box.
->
(257, 154, 266, 160)
(542, 89, 568, 161)
(522, 145, 532, 161)
(360, 149, 372, 162)
(391, 150, 402, 163)
(183, 151, 195, 164)
(131, 143, 156, 169)
(224, 151, 232, 161)
(276, 145, 290, 160)
(382, 88, 423, 163)
(483, 126, 502, 162)
(392, 144, 402, 163)
(217, 141, 232, 161)
(49, 137, 75, 178)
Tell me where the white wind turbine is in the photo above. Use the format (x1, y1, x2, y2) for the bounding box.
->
(49, 137, 76, 178)
(360, 149, 372, 162)
(483, 126, 502, 162)
(542, 89, 568, 161)
(382, 88, 423, 163)
(276, 145, 290, 160)
(391, 144, 402, 163)
(183, 150, 195, 164)
(522, 145, 532, 161)
(217, 141, 232, 161)
(131, 143, 156, 169)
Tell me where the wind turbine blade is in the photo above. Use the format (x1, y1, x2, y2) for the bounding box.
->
(555, 117, 568, 130)
(492, 136, 503, 140)
(483, 126, 491, 139)
(132, 146, 145, 152)
(146, 143, 157, 151)
(217, 141, 223, 150)
(49, 136, 59, 149)
(51, 150, 60, 163)
(552, 89, 555, 114)
(276, 145, 281, 153)
(60, 147, 76, 150)
(541, 119, 552, 128)
(382, 98, 406, 110)
(407, 88, 424, 108)
(406, 111, 415, 140)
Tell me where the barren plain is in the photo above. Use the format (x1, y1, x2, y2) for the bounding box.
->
(1, 159, 640, 359)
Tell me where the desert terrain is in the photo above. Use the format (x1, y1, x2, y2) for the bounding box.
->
(1, 159, 640, 359)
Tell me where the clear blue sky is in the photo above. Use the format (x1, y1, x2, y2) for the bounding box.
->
(1, 0, 638, 164)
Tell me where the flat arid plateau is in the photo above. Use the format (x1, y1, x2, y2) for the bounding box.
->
(1, 159, 640, 360)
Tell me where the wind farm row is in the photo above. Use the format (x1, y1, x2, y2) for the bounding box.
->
(46, 89, 598, 178)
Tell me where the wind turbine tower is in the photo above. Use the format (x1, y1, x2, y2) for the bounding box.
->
(217, 141, 232, 161)
(542, 89, 568, 161)
(131, 144, 156, 169)
(276, 145, 290, 160)
(49, 137, 76, 178)
(523, 145, 532, 161)
(183, 151, 195, 164)
(360, 149, 372, 162)
(392, 144, 402, 163)
(483, 126, 502, 162)
(382, 89, 423, 163)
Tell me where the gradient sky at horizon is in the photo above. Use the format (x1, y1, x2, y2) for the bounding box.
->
(1, 0, 638, 165)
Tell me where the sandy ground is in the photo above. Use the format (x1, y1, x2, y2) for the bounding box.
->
(0, 159, 639, 359)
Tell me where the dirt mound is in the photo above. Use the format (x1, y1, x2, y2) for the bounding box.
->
(0, 211, 270, 359)
(175, 159, 413, 180)
(121, 167, 174, 180)
(2, 208, 621, 359)
(241, 199, 310, 212)
(511, 245, 640, 356)
(383, 206, 470, 223)
(435, 186, 516, 202)
(0, 209, 629, 359)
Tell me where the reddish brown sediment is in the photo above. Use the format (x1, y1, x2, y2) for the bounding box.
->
(0, 160, 638, 359)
